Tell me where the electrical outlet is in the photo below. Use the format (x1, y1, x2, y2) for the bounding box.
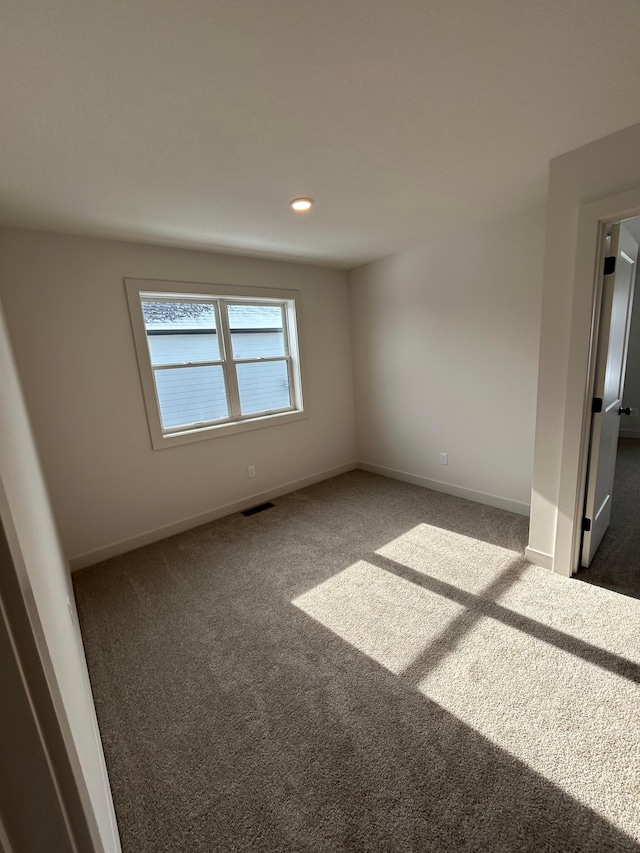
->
(440, 452, 448, 466)
(247, 466, 256, 479)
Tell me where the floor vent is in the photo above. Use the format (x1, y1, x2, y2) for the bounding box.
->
(241, 501, 275, 517)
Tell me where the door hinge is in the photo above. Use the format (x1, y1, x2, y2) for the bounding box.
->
(592, 397, 603, 413)
(582, 517, 592, 532)
(604, 256, 616, 275)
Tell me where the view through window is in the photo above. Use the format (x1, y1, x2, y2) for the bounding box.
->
(126, 281, 304, 448)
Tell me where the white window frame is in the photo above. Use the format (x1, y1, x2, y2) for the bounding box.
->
(125, 278, 306, 449)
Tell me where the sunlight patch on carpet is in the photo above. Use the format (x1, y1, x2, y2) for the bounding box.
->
(415, 612, 640, 839)
(292, 520, 640, 841)
(375, 522, 522, 594)
(292, 559, 465, 675)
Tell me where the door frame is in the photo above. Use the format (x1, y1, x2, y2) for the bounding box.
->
(554, 187, 640, 577)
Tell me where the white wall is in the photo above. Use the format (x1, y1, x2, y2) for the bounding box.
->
(0, 228, 357, 567)
(621, 262, 640, 437)
(528, 121, 640, 574)
(349, 206, 545, 513)
(0, 302, 120, 851)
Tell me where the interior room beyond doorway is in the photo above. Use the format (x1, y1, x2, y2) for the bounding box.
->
(576, 215, 640, 600)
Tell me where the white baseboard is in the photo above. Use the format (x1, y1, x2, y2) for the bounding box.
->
(358, 461, 530, 517)
(69, 460, 358, 571)
(524, 546, 554, 571)
(619, 429, 640, 439)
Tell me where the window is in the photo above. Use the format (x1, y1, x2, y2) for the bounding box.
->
(125, 279, 305, 448)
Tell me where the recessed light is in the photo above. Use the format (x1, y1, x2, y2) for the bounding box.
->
(290, 197, 313, 212)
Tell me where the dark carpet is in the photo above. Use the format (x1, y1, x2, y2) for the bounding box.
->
(577, 437, 640, 599)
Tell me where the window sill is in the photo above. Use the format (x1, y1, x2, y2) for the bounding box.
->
(149, 408, 309, 450)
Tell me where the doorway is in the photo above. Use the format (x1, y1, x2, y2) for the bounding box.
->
(576, 215, 640, 599)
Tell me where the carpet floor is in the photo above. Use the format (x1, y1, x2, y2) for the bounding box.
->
(576, 438, 640, 600)
(74, 471, 640, 852)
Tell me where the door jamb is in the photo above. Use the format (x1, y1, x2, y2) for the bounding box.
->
(554, 187, 640, 577)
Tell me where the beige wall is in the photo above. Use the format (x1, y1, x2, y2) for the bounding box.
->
(0, 228, 357, 567)
(349, 206, 545, 512)
(528, 121, 640, 574)
(0, 303, 120, 851)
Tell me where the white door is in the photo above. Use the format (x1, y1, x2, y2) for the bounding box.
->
(581, 224, 638, 567)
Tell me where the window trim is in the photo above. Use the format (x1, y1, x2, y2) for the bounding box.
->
(125, 278, 306, 449)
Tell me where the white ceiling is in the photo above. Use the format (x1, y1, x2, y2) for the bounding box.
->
(3, 1, 640, 268)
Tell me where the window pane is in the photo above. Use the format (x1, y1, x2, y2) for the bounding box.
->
(236, 360, 291, 415)
(227, 304, 285, 359)
(142, 301, 219, 364)
(147, 333, 220, 366)
(154, 365, 228, 429)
